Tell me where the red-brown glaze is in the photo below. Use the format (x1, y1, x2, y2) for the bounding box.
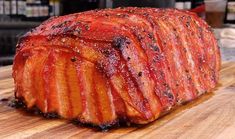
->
(12, 8, 220, 126)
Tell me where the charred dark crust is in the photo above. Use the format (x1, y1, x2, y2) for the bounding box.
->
(8, 98, 59, 118)
(8, 98, 27, 109)
(112, 37, 131, 49)
(9, 98, 135, 131)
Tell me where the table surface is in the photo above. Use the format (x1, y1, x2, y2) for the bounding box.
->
(0, 62, 235, 139)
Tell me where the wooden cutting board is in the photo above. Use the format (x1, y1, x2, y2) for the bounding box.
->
(0, 62, 235, 139)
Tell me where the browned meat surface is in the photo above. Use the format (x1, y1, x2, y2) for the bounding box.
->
(12, 7, 221, 127)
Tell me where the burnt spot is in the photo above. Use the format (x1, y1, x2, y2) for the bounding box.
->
(62, 27, 82, 37)
(112, 37, 130, 49)
(51, 20, 71, 29)
(71, 57, 77, 62)
(150, 44, 160, 52)
(85, 24, 90, 30)
(138, 71, 143, 77)
(63, 27, 70, 34)
(196, 89, 200, 95)
(10, 98, 60, 119)
(101, 49, 112, 57)
(104, 13, 109, 17)
(40, 27, 45, 31)
(71, 119, 118, 131)
(27, 106, 43, 115)
(8, 98, 26, 109)
(163, 41, 167, 45)
(163, 90, 174, 100)
(137, 35, 143, 41)
(43, 112, 59, 119)
(163, 83, 169, 88)
(127, 57, 131, 61)
(186, 21, 190, 28)
(98, 124, 114, 131)
(148, 33, 154, 40)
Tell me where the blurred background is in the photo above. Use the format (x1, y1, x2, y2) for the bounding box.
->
(0, 0, 234, 66)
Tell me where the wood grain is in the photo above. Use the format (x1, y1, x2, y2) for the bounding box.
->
(0, 62, 235, 139)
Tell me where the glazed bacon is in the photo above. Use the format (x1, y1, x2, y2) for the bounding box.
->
(13, 8, 220, 126)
